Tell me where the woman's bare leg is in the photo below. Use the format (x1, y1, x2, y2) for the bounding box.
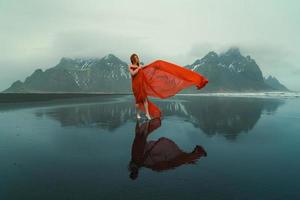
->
(135, 103, 141, 119)
(144, 98, 151, 120)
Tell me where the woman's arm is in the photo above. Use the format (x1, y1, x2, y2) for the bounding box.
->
(128, 66, 141, 76)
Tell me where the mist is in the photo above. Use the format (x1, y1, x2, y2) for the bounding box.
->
(1, 0, 299, 91)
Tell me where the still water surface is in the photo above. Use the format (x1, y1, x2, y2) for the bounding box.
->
(0, 95, 299, 199)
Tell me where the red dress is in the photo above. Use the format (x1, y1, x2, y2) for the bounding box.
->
(130, 60, 208, 119)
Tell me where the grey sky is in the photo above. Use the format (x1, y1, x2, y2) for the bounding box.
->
(1, 0, 299, 91)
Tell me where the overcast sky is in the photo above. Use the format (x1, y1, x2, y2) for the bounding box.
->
(1, 0, 299, 91)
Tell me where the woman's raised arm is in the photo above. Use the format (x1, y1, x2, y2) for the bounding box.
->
(128, 65, 141, 76)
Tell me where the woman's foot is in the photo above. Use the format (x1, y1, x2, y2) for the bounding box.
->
(146, 113, 151, 120)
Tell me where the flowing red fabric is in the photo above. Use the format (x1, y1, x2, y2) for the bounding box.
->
(130, 60, 208, 118)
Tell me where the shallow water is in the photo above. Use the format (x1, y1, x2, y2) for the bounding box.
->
(0, 94, 299, 200)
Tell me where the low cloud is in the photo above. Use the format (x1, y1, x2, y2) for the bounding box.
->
(1, 0, 299, 91)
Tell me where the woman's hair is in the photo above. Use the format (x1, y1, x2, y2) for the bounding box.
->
(130, 53, 140, 66)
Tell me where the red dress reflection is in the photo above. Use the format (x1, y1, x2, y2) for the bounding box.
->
(129, 118, 207, 180)
(130, 60, 208, 119)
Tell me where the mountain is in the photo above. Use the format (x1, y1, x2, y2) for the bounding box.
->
(3, 48, 289, 93)
(264, 75, 289, 91)
(4, 54, 131, 93)
(184, 47, 283, 92)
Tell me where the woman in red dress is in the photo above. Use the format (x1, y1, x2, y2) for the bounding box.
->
(128, 53, 208, 120)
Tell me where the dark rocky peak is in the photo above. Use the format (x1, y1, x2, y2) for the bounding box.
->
(219, 47, 244, 64)
(265, 75, 276, 81)
(31, 69, 43, 76)
(222, 47, 242, 57)
(193, 51, 219, 66)
(102, 53, 118, 60)
(25, 68, 44, 82)
(219, 47, 257, 68)
(206, 51, 219, 58)
(100, 54, 125, 65)
(58, 57, 75, 65)
(264, 75, 289, 91)
(75, 54, 127, 72)
(56, 56, 99, 70)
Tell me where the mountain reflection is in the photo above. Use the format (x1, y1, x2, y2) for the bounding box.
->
(35, 100, 134, 131)
(128, 118, 207, 180)
(173, 96, 284, 140)
(35, 95, 284, 139)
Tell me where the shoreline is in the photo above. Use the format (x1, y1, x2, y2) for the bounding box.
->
(0, 93, 128, 103)
(0, 91, 299, 103)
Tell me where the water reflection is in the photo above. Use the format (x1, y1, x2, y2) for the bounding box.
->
(180, 97, 283, 140)
(175, 96, 285, 140)
(128, 117, 207, 180)
(35, 96, 284, 139)
(35, 102, 133, 131)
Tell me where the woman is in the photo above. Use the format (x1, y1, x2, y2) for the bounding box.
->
(128, 117, 207, 180)
(128, 53, 208, 120)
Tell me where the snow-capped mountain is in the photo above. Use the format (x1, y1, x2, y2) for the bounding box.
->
(4, 54, 131, 93)
(185, 47, 282, 92)
(3, 48, 289, 93)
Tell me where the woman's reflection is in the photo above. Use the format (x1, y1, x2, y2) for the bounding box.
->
(128, 118, 207, 180)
